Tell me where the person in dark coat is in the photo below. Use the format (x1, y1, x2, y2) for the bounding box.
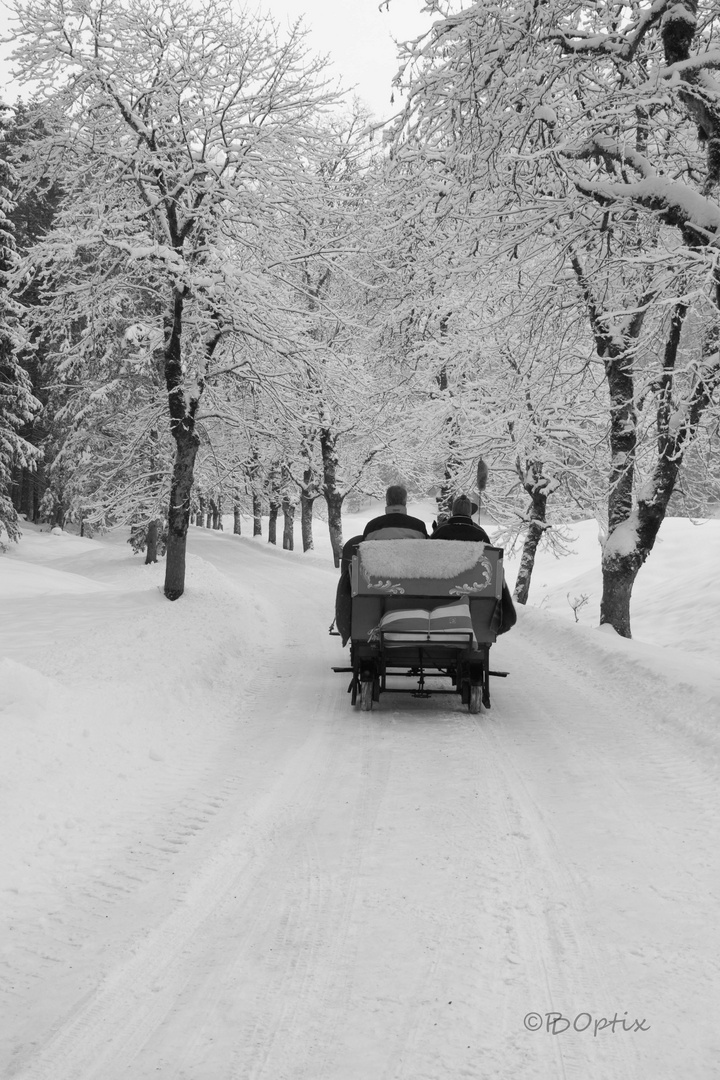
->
(335, 487, 427, 645)
(334, 533, 364, 646)
(362, 484, 428, 542)
(431, 495, 489, 543)
(431, 495, 517, 634)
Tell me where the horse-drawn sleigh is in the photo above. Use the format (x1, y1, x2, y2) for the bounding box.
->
(333, 539, 508, 713)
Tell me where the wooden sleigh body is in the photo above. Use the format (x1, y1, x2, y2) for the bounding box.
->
(333, 539, 509, 713)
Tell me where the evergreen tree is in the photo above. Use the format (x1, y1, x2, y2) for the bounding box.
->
(0, 110, 39, 546)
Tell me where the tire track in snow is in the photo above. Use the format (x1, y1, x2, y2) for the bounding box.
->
(346, 703, 574, 1080)
(477, 714, 641, 1080)
(10, 725, 335, 1080)
(227, 714, 394, 1080)
(129, 585, 396, 1080)
(1, 757, 251, 1058)
(476, 624, 720, 1080)
(8, 544, 356, 1080)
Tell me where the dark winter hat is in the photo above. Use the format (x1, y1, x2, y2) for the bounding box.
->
(452, 495, 478, 517)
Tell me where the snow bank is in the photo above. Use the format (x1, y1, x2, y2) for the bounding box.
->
(503, 517, 720, 658)
(0, 539, 275, 938)
(514, 603, 720, 750)
(0, 657, 52, 719)
(8, 524, 106, 561)
(0, 555, 112, 596)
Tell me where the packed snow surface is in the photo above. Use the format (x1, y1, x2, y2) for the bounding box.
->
(1, 507, 719, 1080)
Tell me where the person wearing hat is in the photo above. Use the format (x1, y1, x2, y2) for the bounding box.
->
(362, 484, 429, 542)
(430, 495, 488, 542)
(431, 495, 517, 633)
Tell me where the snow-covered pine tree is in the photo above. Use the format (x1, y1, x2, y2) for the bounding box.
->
(0, 121, 39, 546)
(2, 103, 62, 522)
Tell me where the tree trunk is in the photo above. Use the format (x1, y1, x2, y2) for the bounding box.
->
(600, 440, 685, 636)
(253, 494, 262, 536)
(596, 346, 638, 635)
(513, 518, 545, 605)
(599, 551, 642, 637)
(212, 498, 222, 530)
(299, 461, 317, 552)
(572, 256, 646, 635)
(512, 463, 551, 605)
(32, 465, 43, 523)
(326, 491, 344, 567)
(436, 361, 461, 514)
(164, 426, 199, 600)
(320, 427, 344, 566)
(268, 500, 279, 545)
(205, 506, 212, 529)
(300, 490, 315, 551)
(233, 502, 242, 535)
(145, 518, 159, 564)
(598, 301, 693, 636)
(606, 355, 637, 535)
(163, 293, 211, 601)
(17, 467, 29, 517)
(437, 463, 458, 518)
(52, 500, 65, 528)
(282, 497, 295, 550)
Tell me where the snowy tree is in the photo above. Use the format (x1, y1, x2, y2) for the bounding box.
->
(246, 118, 420, 564)
(369, 142, 607, 602)
(8, 0, 337, 597)
(392, 0, 720, 635)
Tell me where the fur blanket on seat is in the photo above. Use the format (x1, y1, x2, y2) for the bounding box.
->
(358, 539, 485, 580)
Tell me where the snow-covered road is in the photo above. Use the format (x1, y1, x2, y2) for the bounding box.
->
(2, 527, 719, 1079)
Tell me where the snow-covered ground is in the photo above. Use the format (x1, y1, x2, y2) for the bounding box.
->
(1, 505, 719, 1080)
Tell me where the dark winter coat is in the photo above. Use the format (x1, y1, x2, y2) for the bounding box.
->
(431, 515, 491, 543)
(335, 534, 364, 646)
(431, 516, 517, 634)
(362, 510, 428, 542)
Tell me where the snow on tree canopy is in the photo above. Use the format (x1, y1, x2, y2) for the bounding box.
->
(534, 104, 557, 125)
(358, 540, 487, 580)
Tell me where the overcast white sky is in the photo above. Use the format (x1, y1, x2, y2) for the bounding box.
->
(255, 0, 433, 119)
(0, 0, 433, 121)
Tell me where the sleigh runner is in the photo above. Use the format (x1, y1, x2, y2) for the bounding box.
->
(333, 539, 509, 713)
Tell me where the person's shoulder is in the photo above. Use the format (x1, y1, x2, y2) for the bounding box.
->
(362, 514, 387, 536)
(404, 514, 428, 535)
(365, 512, 426, 532)
(432, 518, 489, 542)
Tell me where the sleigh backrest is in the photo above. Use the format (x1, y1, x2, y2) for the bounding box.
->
(350, 539, 504, 644)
